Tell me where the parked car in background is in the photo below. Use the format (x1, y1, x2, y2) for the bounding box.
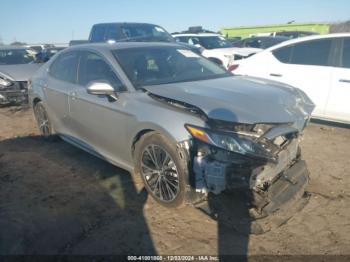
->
(26, 44, 55, 53)
(88, 22, 201, 54)
(273, 31, 319, 39)
(0, 46, 41, 105)
(227, 36, 289, 65)
(231, 36, 289, 49)
(35, 47, 66, 63)
(226, 36, 242, 44)
(231, 33, 350, 124)
(29, 42, 314, 223)
(69, 40, 89, 46)
(173, 32, 260, 68)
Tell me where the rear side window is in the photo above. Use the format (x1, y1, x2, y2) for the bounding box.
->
(90, 25, 106, 42)
(342, 38, 350, 68)
(273, 46, 293, 63)
(244, 39, 261, 48)
(49, 52, 79, 83)
(78, 51, 125, 91)
(291, 39, 331, 66)
(175, 36, 190, 43)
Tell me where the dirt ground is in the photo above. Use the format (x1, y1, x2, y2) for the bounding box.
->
(0, 106, 350, 256)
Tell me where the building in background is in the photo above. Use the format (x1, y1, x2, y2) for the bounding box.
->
(221, 22, 330, 39)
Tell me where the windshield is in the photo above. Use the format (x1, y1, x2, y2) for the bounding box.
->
(0, 49, 35, 65)
(113, 46, 231, 87)
(197, 36, 233, 49)
(120, 24, 174, 42)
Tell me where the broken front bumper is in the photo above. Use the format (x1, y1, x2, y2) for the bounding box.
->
(188, 138, 310, 233)
(252, 159, 309, 217)
(0, 82, 28, 105)
(194, 158, 310, 234)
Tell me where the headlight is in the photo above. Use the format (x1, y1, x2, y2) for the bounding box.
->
(0, 77, 13, 88)
(185, 124, 274, 160)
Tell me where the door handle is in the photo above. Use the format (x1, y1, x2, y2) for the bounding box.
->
(339, 79, 350, 83)
(70, 92, 77, 100)
(270, 73, 283, 77)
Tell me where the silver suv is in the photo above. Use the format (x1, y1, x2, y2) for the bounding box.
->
(29, 42, 314, 216)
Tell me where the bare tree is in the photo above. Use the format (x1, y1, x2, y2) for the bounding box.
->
(330, 20, 350, 33)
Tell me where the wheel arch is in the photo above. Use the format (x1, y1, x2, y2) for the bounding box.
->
(32, 97, 42, 107)
(130, 123, 184, 161)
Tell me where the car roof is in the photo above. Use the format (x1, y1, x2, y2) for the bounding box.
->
(265, 33, 350, 51)
(0, 46, 30, 50)
(172, 33, 221, 37)
(276, 31, 318, 35)
(92, 22, 161, 27)
(64, 42, 183, 52)
(244, 36, 289, 41)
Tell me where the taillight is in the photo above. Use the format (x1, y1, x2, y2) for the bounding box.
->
(228, 64, 239, 72)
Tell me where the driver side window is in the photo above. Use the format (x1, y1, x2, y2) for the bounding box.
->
(78, 51, 125, 91)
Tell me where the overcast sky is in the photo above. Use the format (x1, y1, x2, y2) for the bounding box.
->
(1, 0, 349, 44)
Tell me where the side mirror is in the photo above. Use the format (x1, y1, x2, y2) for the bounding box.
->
(87, 81, 118, 100)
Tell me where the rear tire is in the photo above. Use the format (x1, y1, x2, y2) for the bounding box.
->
(134, 132, 188, 208)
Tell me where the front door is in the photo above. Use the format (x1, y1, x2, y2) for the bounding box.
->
(268, 38, 334, 119)
(68, 51, 131, 167)
(325, 37, 350, 123)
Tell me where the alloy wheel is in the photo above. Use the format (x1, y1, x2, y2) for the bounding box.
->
(35, 104, 51, 137)
(141, 144, 180, 202)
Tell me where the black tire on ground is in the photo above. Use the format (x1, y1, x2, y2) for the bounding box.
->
(134, 132, 188, 208)
(33, 101, 58, 141)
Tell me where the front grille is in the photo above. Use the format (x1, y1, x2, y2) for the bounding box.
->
(17, 81, 28, 90)
(0, 81, 28, 104)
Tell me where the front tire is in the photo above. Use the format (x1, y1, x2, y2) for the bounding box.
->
(33, 101, 56, 140)
(134, 132, 187, 208)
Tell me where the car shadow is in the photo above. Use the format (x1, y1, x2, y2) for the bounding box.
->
(0, 135, 156, 255)
(0, 134, 253, 259)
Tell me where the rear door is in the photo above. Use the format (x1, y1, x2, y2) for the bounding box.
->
(325, 37, 350, 123)
(269, 38, 333, 118)
(45, 51, 79, 134)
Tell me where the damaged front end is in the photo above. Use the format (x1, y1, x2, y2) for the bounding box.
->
(182, 120, 310, 226)
(144, 77, 315, 231)
(0, 77, 28, 105)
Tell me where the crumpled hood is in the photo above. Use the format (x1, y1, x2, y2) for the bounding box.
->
(145, 76, 315, 130)
(0, 64, 42, 81)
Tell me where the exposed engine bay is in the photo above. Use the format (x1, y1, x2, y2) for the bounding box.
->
(182, 121, 310, 220)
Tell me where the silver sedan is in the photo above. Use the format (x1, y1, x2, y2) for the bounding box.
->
(29, 42, 314, 215)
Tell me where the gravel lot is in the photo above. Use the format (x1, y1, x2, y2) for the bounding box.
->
(0, 106, 349, 256)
